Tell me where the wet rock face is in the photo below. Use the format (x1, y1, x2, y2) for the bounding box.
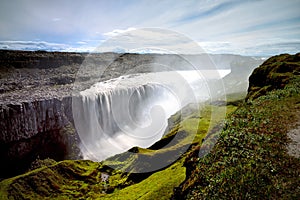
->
(0, 99, 65, 142)
(0, 97, 80, 179)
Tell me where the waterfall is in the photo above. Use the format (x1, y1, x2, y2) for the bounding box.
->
(72, 70, 218, 161)
(73, 82, 183, 161)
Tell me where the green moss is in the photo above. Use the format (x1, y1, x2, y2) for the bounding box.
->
(176, 70, 300, 199)
(247, 53, 300, 100)
(0, 160, 132, 199)
(100, 158, 186, 200)
(247, 85, 272, 100)
(225, 92, 247, 102)
(29, 157, 57, 171)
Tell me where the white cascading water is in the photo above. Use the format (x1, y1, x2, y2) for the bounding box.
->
(73, 70, 229, 161)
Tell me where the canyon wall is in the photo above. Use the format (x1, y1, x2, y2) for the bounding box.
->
(0, 50, 263, 178)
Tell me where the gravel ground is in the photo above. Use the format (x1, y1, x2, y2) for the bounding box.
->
(0, 64, 79, 104)
(287, 111, 300, 158)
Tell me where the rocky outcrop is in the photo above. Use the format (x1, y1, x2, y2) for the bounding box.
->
(1, 99, 66, 142)
(246, 53, 300, 100)
(0, 96, 75, 142)
(0, 96, 80, 179)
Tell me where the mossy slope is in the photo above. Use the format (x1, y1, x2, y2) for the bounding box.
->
(174, 53, 300, 199)
(0, 160, 132, 199)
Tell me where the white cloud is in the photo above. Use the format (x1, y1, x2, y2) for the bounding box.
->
(76, 41, 87, 45)
(64, 46, 96, 53)
(0, 0, 299, 55)
(198, 39, 300, 56)
(198, 41, 234, 54)
(0, 41, 67, 51)
(103, 27, 137, 38)
(51, 18, 62, 22)
(0, 40, 98, 52)
(96, 28, 206, 54)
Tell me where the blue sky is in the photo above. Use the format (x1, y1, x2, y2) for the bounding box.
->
(0, 0, 299, 55)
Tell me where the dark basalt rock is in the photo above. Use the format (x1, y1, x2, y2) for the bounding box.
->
(0, 99, 65, 142)
(0, 97, 81, 179)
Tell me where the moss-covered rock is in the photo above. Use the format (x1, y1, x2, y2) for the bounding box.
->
(0, 160, 132, 199)
(246, 53, 300, 100)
